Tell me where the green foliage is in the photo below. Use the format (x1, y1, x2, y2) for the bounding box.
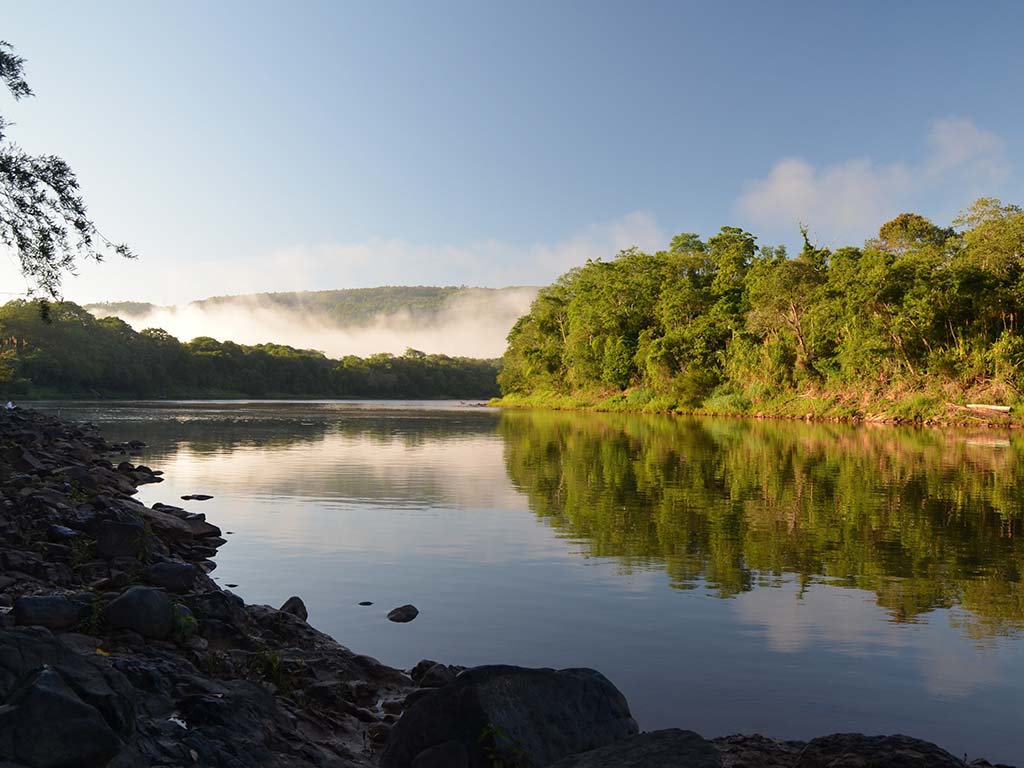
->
(500, 202, 1024, 417)
(0, 300, 500, 399)
(171, 606, 198, 646)
(1, 40, 132, 298)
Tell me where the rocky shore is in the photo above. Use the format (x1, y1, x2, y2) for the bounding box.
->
(0, 408, 1014, 768)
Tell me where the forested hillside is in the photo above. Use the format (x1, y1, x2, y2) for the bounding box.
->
(498, 198, 1024, 421)
(0, 301, 499, 399)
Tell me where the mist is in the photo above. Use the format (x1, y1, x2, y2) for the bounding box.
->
(90, 288, 538, 359)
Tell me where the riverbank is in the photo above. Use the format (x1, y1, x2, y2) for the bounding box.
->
(0, 408, 1013, 767)
(491, 386, 1021, 429)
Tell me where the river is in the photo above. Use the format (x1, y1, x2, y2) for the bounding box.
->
(34, 400, 1024, 763)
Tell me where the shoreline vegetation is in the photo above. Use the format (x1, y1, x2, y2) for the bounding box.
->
(0, 407, 1014, 767)
(495, 201, 1024, 431)
(490, 388, 1020, 428)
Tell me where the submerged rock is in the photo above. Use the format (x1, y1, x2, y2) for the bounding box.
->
(387, 604, 419, 623)
(380, 664, 638, 768)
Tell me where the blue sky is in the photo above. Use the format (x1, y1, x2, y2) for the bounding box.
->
(2, 1, 1021, 303)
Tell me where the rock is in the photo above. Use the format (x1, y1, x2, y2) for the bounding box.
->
(358, 600, 373, 606)
(410, 659, 440, 682)
(47, 524, 79, 541)
(387, 604, 419, 623)
(380, 665, 638, 768)
(143, 561, 199, 592)
(181, 493, 213, 501)
(279, 595, 308, 621)
(13, 595, 85, 631)
(135, 505, 194, 542)
(0, 666, 121, 768)
(549, 729, 721, 767)
(794, 733, 968, 767)
(418, 663, 455, 688)
(412, 740, 470, 768)
(102, 586, 175, 639)
(95, 520, 144, 559)
(713, 733, 806, 767)
(183, 514, 221, 538)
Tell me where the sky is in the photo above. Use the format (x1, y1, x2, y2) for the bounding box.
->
(2, 1, 1022, 305)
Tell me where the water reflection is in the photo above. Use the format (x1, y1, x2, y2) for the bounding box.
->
(499, 410, 1024, 641)
(37, 401, 1024, 762)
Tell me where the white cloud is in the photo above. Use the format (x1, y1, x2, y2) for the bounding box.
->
(924, 116, 1006, 181)
(736, 117, 1010, 245)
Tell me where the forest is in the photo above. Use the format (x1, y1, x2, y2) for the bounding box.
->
(497, 198, 1024, 421)
(0, 300, 500, 399)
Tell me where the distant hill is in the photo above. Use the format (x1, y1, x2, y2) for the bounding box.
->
(85, 285, 539, 359)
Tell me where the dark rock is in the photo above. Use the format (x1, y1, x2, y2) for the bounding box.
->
(358, 600, 373, 606)
(14, 595, 85, 631)
(182, 589, 246, 626)
(713, 733, 806, 767)
(0, 666, 121, 768)
(388, 604, 419, 623)
(412, 740, 470, 768)
(181, 493, 213, 501)
(794, 733, 968, 767)
(142, 561, 199, 592)
(102, 586, 175, 639)
(549, 729, 720, 767)
(48, 524, 79, 541)
(184, 514, 221, 538)
(380, 665, 638, 768)
(410, 658, 441, 683)
(403, 687, 433, 710)
(95, 520, 144, 559)
(135, 505, 194, 542)
(279, 595, 308, 621)
(418, 663, 455, 688)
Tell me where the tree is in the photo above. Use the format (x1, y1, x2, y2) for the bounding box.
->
(0, 40, 132, 299)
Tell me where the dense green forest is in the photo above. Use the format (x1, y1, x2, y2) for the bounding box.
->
(87, 285, 536, 328)
(498, 199, 1024, 421)
(0, 301, 500, 398)
(501, 409, 1024, 639)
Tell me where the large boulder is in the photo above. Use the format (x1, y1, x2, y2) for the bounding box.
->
(379, 665, 638, 768)
(794, 733, 968, 767)
(0, 666, 121, 768)
(135, 504, 194, 542)
(549, 729, 721, 767)
(102, 586, 175, 639)
(279, 595, 308, 621)
(142, 561, 199, 592)
(14, 595, 86, 631)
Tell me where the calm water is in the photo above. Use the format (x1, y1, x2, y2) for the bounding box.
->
(36, 401, 1024, 763)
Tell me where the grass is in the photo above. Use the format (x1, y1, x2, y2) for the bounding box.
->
(492, 382, 1023, 428)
